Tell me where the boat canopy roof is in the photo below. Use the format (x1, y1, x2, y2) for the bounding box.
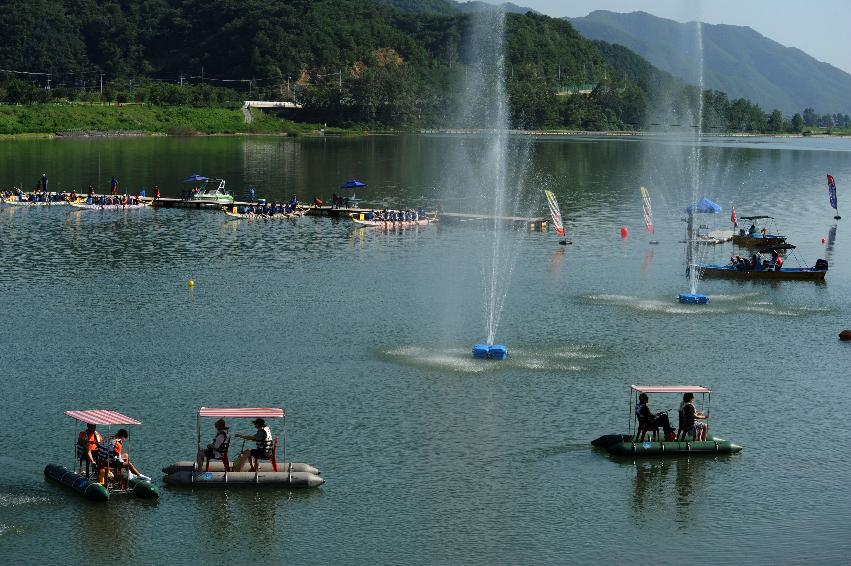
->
(757, 244, 796, 253)
(741, 215, 773, 220)
(199, 407, 285, 418)
(631, 385, 711, 394)
(183, 174, 209, 183)
(340, 179, 366, 189)
(65, 410, 141, 425)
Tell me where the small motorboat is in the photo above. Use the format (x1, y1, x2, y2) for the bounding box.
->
(183, 174, 234, 204)
(732, 215, 787, 247)
(45, 409, 159, 501)
(162, 407, 324, 488)
(592, 385, 742, 457)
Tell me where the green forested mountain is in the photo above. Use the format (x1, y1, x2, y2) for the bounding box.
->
(0, 0, 811, 133)
(570, 10, 851, 116)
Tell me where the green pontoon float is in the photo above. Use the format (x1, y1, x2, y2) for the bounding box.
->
(592, 385, 742, 456)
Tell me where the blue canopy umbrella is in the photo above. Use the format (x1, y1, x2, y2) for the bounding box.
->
(340, 179, 366, 207)
(685, 197, 722, 214)
(183, 174, 209, 183)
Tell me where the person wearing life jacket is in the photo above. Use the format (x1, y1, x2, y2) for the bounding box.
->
(99, 429, 151, 481)
(677, 393, 708, 441)
(77, 423, 103, 467)
(232, 418, 274, 472)
(196, 419, 231, 471)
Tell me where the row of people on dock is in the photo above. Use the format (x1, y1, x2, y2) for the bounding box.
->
(729, 251, 783, 271)
(196, 418, 275, 472)
(636, 392, 708, 441)
(367, 209, 425, 222)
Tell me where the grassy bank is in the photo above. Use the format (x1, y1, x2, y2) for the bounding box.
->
(0, 103, 357, 137)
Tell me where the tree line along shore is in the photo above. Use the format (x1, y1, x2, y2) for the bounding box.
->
(1, 102, 848, 139)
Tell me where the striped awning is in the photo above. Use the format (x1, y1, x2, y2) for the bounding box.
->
(631, 385, 711, 394)
(198, 407, 285, 418)
(65, 410, 142, 425)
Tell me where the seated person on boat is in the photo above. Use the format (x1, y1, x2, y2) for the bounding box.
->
(77, 423, 103, 472)
(748, 223, 757, 235)
(678, 393, 708, 441)
(196, 418, 230, 471)
(232, 418, 274, 471)
(99, 429, 151, 481)
(635, 393, 675, 441)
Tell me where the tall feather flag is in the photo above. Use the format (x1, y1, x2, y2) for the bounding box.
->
(640, 186, 654, 234)
(731, 205, 737, 227)
(544, 190, 565, 236)
(827, 174, 839, 211)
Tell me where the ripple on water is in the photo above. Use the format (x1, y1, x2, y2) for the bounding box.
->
(381, 344, 601, 373)
(583, 292, 827, 317)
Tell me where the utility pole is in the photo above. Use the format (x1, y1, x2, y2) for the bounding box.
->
(46, 74, 51, 90)
(100, 73, 103, 94)
(338, 69, 342, 91)
(201, 66, 204, 83)
(179, 73, 183, 86)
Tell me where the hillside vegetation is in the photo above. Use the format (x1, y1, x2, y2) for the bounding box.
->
(0, 0, 823, 134)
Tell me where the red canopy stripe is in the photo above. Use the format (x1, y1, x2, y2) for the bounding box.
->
(65, 410, 142, 425)
(631, 385, 711, 394)
(198, 407, 285, 418)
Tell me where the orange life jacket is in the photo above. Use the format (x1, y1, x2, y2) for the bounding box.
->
(113, 440, 123, 455)
(78, 430, 102, 452)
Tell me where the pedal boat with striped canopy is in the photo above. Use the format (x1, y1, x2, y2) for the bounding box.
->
(44, 409, 159, 501)
(592, 385, 742, 457)
(162, 407, 324, 488)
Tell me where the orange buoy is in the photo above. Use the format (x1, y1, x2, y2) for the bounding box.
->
(822, 238, 827, 244)
(620, 226, 629, 239)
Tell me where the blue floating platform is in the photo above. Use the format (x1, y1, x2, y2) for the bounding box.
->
(472, 343, 509, 360)
(472, 344, 489, 359)
(678, 293, 709, 305)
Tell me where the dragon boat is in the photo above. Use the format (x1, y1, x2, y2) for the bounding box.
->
(69, 199, 151, 211)
(1, 193, 70, 206)
(700, 245, 828, 281)
(222, 205, 310, 220)
(350, 212, 435, 228)
(45, 409, 159, 501)
(162, 407, 324, 489)
(592, 385, 742, 457)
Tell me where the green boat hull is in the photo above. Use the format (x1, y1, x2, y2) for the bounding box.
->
(129, 477, 160, 499)
(44, 464, 109, 501)
(606, 439, 742, 456)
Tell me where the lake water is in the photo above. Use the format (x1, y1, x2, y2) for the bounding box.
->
(1, 134, 849, 563)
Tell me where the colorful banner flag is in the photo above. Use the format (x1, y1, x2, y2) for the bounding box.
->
(731, 206, 737, 226)
(827, 174, 838, 211)
(640, 186, 654, 234)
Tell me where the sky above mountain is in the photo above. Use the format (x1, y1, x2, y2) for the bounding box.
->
(477, 0, 851, 75)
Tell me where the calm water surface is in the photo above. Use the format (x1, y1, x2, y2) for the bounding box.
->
(1, 135, 850, 564)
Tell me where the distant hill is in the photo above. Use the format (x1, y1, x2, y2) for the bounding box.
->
(569, 10, 851, 115)
(374, 0, 535, 15)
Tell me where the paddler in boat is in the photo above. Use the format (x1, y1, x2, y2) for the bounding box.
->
(101, 429, 152, 481)
(748, 223, 757, 236)
(636, 393, 676, 441)
(232, 418, 274, 471)
(196, 419, 230, 472)
(678, 393, 708, 441)
(77, 423, 103, 472)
